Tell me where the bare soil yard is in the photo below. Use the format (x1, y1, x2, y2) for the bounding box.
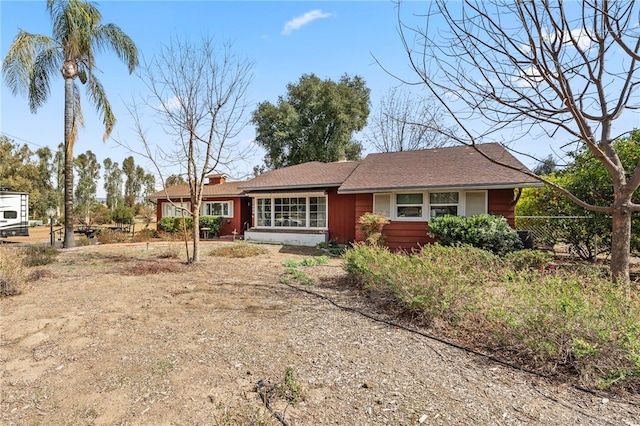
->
(1, 232, 639, 425)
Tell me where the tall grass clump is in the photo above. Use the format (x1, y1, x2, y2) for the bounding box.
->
(21, 245, 59, 267)
(343, 243, 640, 391)
(0, 245, 27, 296)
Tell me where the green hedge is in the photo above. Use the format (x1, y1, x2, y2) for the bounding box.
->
(428, 214, 523, 256)
(157, 215, 223, 236)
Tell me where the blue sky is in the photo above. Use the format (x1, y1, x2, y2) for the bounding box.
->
(1, 0, 420, 190)
(2, 1, 638, 197)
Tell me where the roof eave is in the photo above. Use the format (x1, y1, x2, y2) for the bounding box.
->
(337, 181, 544, 194)
(241, 183, 343, 192)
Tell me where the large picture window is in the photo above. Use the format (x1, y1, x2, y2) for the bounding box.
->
(256, 196, 327, 229)
(275, 197, 306, 227)
(203, 201, 233, 218)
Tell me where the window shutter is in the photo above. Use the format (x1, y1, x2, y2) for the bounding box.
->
(465, 192, 487, 217)
(373, 193, 391, 218)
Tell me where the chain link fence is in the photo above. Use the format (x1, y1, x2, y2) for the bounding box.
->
(515, 216, 601, 260)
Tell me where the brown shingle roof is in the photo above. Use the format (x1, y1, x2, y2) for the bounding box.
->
(338, 143, 540, 193)
(147, 180, 246, 200)
(239, 161, 360, 191)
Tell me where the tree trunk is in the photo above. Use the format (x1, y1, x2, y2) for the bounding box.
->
(63, 77, 75, 248)
(192, 211, 200, 263)
(610, 207, 631, 283)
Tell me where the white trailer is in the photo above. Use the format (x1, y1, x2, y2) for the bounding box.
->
(0, 190, 29, 237)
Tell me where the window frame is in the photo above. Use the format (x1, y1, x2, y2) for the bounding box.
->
(372, 190, 488, 221)
(202, 200, 234, 218)
(395, 192, 425, 220)
(162, 201, 191, 218)
(428, 191, 459, 219)
(254, 194, 328, 230)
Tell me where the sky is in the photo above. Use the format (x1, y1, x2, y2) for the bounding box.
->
(1, 0, 424, 196)
(1, 1, 639, 198)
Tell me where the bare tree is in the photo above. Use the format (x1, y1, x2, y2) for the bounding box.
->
(125, 36, 253, 263)
(395, 0, 640, 282)
(365, 86, 449, 152)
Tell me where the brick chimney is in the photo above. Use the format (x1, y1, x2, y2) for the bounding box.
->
(206, 174, 226, 185)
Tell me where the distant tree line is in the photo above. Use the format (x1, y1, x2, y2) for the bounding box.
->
(0, 135, 155, 223)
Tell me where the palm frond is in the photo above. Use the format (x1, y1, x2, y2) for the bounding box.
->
(67, 81, 84, 151)
(2, 31, 59, 103)
(29, 46, 63, 112)
(86, 76, 115, 141)
(97, 23, 139, 73)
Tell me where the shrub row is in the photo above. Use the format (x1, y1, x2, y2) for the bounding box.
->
(343, 243, 640, 392)
(158, 215, 223, 236)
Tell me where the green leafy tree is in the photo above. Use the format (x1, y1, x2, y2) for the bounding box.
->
(34, 147, 58, 219)
(74, 150, 100, 224)
(2, 0, 138, 248)
(518, 133, 640, 259)
(52, 143, 65, 216)
(122, 156, 154, 211)
(533, 155, 558, 176)
(397, 1, 640, 281)
(252, 73, 370, 169)
(122, 156, 141, 208)
(164, 174, 186, 187)
(0, 135, 42, 214)
(103, 158, 123, 210)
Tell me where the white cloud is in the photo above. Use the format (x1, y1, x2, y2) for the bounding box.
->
(542, 28, 593, 50)
(512, 65, 546, 88)
(160, 96, 182, 113)
(282, 10, 331, 36)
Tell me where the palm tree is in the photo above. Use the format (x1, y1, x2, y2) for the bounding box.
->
(2, 0, 138, 247)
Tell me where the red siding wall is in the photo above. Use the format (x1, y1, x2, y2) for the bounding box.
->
(327, 189, 356, 243)
(354, 193, 373, 242)
(488, 189, 517, 227)
(217, 197, 248, 236)
(354, 189, 518, 251)
(155, 196, 249, 237)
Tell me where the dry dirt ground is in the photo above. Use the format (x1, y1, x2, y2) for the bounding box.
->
(1, 228, 640, 425)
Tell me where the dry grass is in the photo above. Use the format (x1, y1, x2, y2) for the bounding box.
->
(1, 242, 638, 425)
(0, 245, 26, 296)
(209, 242, 269, 258)
(120, 260, 185, 276)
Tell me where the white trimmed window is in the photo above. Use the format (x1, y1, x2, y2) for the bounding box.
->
(255, 196, 327, 229)
(372, 190, 488, 221)
(396, 193, 424, 218)
(257, 198, 272, 226)
(162, 202, 191, 217)
(429, 192, 459, 218)
(203, 201, 233, 218)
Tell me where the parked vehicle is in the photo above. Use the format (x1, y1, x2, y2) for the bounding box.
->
(0, 189, 29, 237)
